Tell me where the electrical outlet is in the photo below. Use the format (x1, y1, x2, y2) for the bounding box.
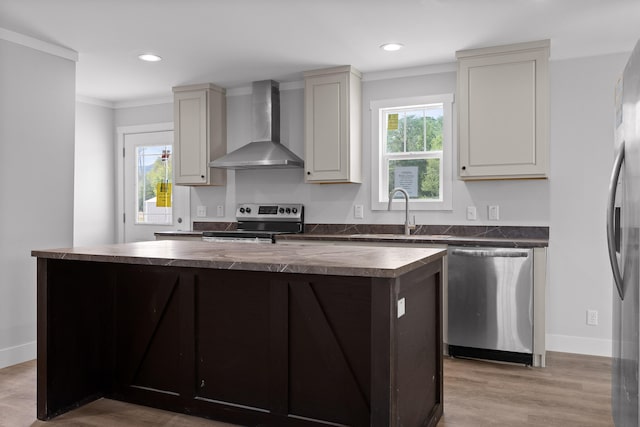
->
(488, 205, 500, 221)
(587, 309, 599, 326)
(466, 206, 477, 221)
(397, 298, 406, 318)
(354, 204, 364, 219)
(216, 205, 224, 217)
(196, 206, 207, 217)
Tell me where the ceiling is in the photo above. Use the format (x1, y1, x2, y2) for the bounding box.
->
(1, 0, 639, 105)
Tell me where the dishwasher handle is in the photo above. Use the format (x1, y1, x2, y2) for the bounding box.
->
(449, 248, 531, 258)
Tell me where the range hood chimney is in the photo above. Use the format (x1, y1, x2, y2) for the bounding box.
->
(209, 80, 304, 169)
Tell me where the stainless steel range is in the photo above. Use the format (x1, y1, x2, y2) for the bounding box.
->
(202, 203, 304, 243)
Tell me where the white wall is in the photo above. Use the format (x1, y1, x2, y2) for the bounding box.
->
(547, 52, 629, 356)
(114, 103, 173, 128)
(74, 101, 115, 246)
(114, 52, 629, 357)
(0, 39, 76, 368)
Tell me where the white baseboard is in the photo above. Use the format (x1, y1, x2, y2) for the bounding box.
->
(546, 333, 611, 357)
(0, 341, 36, 369)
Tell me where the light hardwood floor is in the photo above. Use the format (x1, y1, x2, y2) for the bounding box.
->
(0, 352, 613, 426)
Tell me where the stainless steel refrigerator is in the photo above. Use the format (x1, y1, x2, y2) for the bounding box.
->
(608, 38, 640, 427)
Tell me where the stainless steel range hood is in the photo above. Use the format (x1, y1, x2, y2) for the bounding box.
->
(209, 80, 304, 169)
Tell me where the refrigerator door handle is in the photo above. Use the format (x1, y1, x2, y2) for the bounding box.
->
(607, 140, 625, 300)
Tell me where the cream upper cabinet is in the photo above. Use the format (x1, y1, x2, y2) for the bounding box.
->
(173, 83, 226, 186)
(457, 40, 550, 180)
(304, 66, 362, 183)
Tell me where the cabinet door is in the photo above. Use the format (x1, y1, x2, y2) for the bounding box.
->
(195, 270, 271, 409)
(174, 90, 208, 185)
(305, 73, 350, 182)
(458, 46, 549, 180)
(113, 265, 186, 397)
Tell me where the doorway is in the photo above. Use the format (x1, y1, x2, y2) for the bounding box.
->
(116, 123, 190, 243)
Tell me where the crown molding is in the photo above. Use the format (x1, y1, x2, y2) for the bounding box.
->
(362, 62, 457, 82)
(76, 95, 114, 108)
(113, 96, 173, 109)
(0, 27, 78, 61)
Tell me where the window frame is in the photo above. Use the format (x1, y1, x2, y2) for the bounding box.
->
(370, 94, 454, 211)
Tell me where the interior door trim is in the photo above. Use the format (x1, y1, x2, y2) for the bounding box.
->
(116, 122, 174, 243)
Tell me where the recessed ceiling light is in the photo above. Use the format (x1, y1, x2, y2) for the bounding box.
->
(138, 53, 162, 62)
(380, 43, 404, 52)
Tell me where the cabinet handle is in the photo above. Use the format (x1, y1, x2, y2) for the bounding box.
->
(201, 175, 205, 179)
(307, 171, 311, 175)
(461, 166, 466, 171)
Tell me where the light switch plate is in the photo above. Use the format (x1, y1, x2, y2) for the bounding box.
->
(354, 204, 364, 219)
(466, 206, 477, 221)
(488, 205, 500, 220)
(196, 206, 207, 217)
(216, 205, 224, 217)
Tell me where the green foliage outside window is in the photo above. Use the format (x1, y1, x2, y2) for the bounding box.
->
(386, 111, 443, 153)
(385, 107, 443, 200)
(136, 147, 172, 211)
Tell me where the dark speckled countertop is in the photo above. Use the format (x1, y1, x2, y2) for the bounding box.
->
(156, 223, 549, 248)
(31, 240, 446, 278)
(276, 233, 547, 248)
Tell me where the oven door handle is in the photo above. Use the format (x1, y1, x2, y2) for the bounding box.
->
(607, 140, 625, 300)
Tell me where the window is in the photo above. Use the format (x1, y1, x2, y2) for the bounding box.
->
(135, 144, 173, 224)
(371, 94, 453, 210)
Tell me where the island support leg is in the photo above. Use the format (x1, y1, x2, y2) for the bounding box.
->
(37, 259, 115, 420)
(36, 258, 49, 420)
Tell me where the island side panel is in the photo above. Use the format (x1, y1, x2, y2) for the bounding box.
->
(395, 260, 443, 427)
(37, 259, 116, 420)
(371, 259, 444, 427)
(370, 275, 394, 427)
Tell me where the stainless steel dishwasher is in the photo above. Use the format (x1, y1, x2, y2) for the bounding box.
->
(447, 246, 534, 365)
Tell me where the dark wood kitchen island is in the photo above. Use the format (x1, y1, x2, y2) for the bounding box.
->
(32, 240, 446, 427)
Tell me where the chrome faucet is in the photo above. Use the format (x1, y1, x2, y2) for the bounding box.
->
(388, 187, 414, 235)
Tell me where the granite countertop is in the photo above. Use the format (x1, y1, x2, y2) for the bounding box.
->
(31, 240, 446, 278)
(156, 223, 549, 248)
(277, 233, 548, 248)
